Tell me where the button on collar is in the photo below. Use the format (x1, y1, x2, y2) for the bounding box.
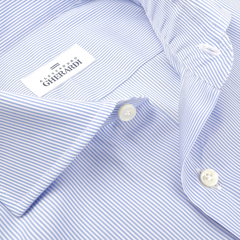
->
(118, 104, 136, 121)
(200, 169, 219, 188)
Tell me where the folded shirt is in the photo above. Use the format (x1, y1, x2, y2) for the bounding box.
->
(0, 0, 239, 239)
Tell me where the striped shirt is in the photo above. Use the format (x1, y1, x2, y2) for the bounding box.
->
(0, 0, 239, 239)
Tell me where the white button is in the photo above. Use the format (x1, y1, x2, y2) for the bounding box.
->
(118, 104, 136, 121)
(200, 169, 219, 188)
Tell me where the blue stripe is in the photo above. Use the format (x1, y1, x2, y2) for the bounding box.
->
(0, 0, 239, 239)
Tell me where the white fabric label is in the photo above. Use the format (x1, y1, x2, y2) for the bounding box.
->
(21, 44, 95, 97)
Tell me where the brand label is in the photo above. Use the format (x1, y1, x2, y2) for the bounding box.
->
(21, 44, 95, 97)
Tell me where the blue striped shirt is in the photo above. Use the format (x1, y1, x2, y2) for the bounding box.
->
(0, 0, 239, 239)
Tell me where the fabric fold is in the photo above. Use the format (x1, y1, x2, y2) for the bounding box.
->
(0, 91, 118, 217)
(137, 0, 237, 236)
(138, 0, 233, 170)
(0, 1, 237, 237)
